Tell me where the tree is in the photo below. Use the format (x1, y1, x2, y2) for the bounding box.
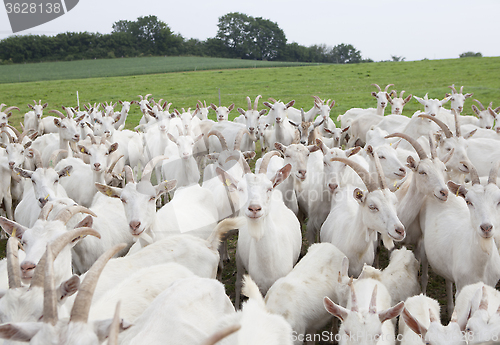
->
(216, 12, 286, 60)
(329, 43, 362, 64)
(459, 51, 482, 58)
(391, 55, 405, 62)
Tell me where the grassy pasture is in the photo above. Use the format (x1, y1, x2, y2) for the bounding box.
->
(0, 56, 499, 131)
(0, 56, 314, 84)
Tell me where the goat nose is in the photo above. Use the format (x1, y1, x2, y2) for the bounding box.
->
(94, 163, 101, 169)
(298, 170, 306, 177)
(21, 262, 36, 273)
(249, 127, 255, 132)
(395, 226, 405, 237)
(39, 197, 48, 207)
(440, 189, 448, 199)
(248, 204, 262, 214)
(74, 134, 80, 140)
(129, 221, 141, 231)
(399, 167, 406, 174)
(8, 161, 14, 168)
(480, 223, 493, 234)
(328, 183, 338, 193)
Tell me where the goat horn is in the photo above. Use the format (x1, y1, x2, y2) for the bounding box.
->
(268, 97, 277, 103)
(48, 109, 65, 119)
(203, 324, 241, 345)
(400, 90, 406, 98)
(246, 96, 252, 110)
(3, 106, 19, 114)
(330, 157, 378, 193)
(138, 95, 143, 101)
(258, 151, 281, 174)
(460, 86, 464, 94)
(107, 302, 122, 345)
(48, 149, 67, 168)
(70, 243, 127, 323)
(145, 94, 152, 100)
(488, 161, 500, 185)
(87, 133, 96, 145)
(448, 84, 458, 94)
(350, 282, 358, 312)
(0, 129, 14, 144)
(369, 285, 378, 314)
(208, 130, 228, 151)
(474, 99, 485, 111)
(31, 228, 101, 288)
(142, 155, 168, 183)
(107, 155, 124, 176)
(366, 146, 388, 190)
(417, 114, 453, 139)
(385, 133, 428, 160)
(453, 109, 461, 137)
(384, 84, 394, 93)
(429, 133, 437, 160)
(254, 95, 262, 111)
(7, 237, 21, 289)
(54, 205, 97, 225)
(38, 203, 54, 221)
(371, 84, 382, 92)
(6, 124, 21, 141)
(300, 108, 305, 123)
(479, 286, 488, 311)
(124, 165, 135, 184)
(31, 148, 43, 168)
(234, 128, 250, 151)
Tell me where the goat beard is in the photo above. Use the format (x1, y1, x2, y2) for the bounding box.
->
(246, 217, 265, 241)
(479, 236, 492, 255)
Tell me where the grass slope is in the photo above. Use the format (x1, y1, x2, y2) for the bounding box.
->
(0, 56, 314, 84)
(1, 56, 498, 130)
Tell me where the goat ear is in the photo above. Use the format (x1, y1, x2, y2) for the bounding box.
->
(0, 322, 42, 341)
(263, 102, 272, 109)
(27, 104, 34, 109)
(75, 215, 93, 229)
(271, 164, 291, 188)
(54, 118, 61, 127)
(447, 181, 467, 199)
(353, 188, 365, 204)
(402, 307, 427, 337)
(259, 109, 267, 116)
(324, 296, 349, 321)
(379, 301, 404, 323)
(228, 103, 235, 112)
(288, 120, 298, 127)
(95, 183, 122, 199)
(285, 100, 295, 109)
(216, 167, 238, 192)
(0, 217, 27, 240)
(406, 156, 417, 171)
(274, 142, 286, 153)
(156, 180, 177, 199)
(237, 108, 246, 116)
(93, 318, 132, 343)
(58, 275, 80, 302)
(308, 144, 320, 153)
(463, 129, 476, 139)
(13, 167, 32, 179)
(57, 165, 73, 178)
(78, 145, 90, 155)
(347, 146, 361, 157)
(371, 92, 378, 98)
(108, 143, 119, 154)
(471, 105, 480, 116)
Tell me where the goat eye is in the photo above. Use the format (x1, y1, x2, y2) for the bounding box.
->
(120, 198, 127, 204)
(55, 179, 59, 183)
(267, 188, 273, 193)
(466, 200, 473, 207)
(149, 196, 155, 202)
(378, 156, 385, 159)
(419, 171, 427, 175)
(368, 205, 378, 211)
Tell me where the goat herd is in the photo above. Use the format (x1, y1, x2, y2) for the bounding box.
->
(0, 83, 498, 344)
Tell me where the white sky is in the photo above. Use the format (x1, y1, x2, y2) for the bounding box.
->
(0, 0, 498, 62)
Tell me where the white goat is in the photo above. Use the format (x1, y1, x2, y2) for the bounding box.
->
(386, 90, 412, 115)
(265, 243, 349, 344)
(324, 278, 404, 345)
(217, 158, 302, 306)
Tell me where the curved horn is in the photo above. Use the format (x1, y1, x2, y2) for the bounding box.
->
(3, 106, 19, 114)
(371, 84, 381, 92)
(70, 243, 127, 323)
(138, 95, 143, 101)
(384, 84, 394, 93)
(142, 155, 168, 183)
(107, 155, 124, 177)
(0, 129, 14, 144)
(300, 108, 305, 123)
(87, 133, 96, 145)
(107, 302, 122, 345)
(399, 90, 406, 98)
(448, 84, 458, 94)
(474, 99, 485, 111)
(349, 281, 358, 312)
(418, 114, 453, 139)
(124, 165, 135, 184)
(7, 237, 21, 289)
(246, 96, 252, 110)
(38, 203, 54, 221)
(30, 228, 101, 288)
(369, 285, 378, 314)
(460, 86, 464, 94)
(488, 161, 500, 185)
(31, 148, 43, 168)
(48, 149, 67, 168)
(54, 205, 97, 225)
(203, 325, 241, 345)
(254, 95, 262, 111)
(48, 109, 66, 119)
(429, 133, 437, 160)
(6, 124, 21, 142)
(208, 130, 228, 151)
(479, 286, 488, 311)
(366, 146, 388, 190)
(385, 133, 428, 160)
(258, 151, 281, 174)
(233, 128, 250, 151)
(330, 157, 378, 192)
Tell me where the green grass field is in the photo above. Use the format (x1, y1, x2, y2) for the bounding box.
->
(0, 56, 498, 130)
(0, 56, 314, 84)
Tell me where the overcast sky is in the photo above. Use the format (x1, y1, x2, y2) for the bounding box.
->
(0, 0, 498, 62)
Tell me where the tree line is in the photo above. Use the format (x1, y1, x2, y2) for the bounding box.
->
(0, 13, 373, 64)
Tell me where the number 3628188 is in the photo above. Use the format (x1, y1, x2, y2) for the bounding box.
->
(5, 2, 62, 14)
